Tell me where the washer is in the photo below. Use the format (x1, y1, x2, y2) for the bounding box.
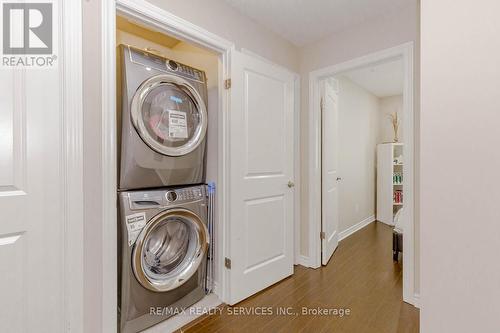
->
(118, 185, 209, 333)
(118, 45, 208, 190)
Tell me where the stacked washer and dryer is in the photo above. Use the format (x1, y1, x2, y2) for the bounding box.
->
(117, 45, 211, 333)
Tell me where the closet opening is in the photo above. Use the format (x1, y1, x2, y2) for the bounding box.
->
(114, 13, 225, 333)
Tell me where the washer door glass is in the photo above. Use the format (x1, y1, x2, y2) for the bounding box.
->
(131, 75, 207, 157)
(132, 209, 208, 292)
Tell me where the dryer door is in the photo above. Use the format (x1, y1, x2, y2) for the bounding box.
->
(131, 74, 208, 157)
(132, 208, 209, 292)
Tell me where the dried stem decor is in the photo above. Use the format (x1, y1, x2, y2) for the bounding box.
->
(388, 112, 400, 143)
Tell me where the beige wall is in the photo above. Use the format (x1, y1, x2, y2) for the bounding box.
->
(336, 77, 380, 232)
(421, 1, 500, 331)
(145, 0, 300, 72)
(297, 3, 419, 291)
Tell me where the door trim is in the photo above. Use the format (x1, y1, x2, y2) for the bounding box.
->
(307, 42, 417, 306)
(62, 0, 84, 331)
(101, 1, 234, 331)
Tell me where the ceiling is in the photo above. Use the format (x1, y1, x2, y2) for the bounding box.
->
(341, 58, 404, 97)
(223, 0, 414, 46)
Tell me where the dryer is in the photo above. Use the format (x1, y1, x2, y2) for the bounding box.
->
(118, 185, 209, 333)
(118, 45, 208, 190)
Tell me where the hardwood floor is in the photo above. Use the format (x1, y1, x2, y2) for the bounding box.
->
(181, 221, 419, 333)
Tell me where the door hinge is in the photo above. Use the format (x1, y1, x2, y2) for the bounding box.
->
(225, 257, 232, 269)
(320, 231, 326, 240)
(224, 78, 231, 89)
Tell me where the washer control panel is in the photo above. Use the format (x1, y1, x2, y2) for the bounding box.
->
(165, 191, 177, 202)
(164, 186, 204, 203)
(128, 185, 205, 210)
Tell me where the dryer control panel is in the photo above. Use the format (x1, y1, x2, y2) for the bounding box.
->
(127, 45, 206, 83)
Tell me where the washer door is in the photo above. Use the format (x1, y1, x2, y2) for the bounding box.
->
(132, 208, 209, 292)
(131, 74, 208, 157)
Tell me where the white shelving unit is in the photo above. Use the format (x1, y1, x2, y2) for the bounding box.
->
(377, 143, 404, 225)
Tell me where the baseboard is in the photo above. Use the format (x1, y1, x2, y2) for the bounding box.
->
(338, 215, 376, 241)
(212, 281, 219, 296)
(296, 255, 310, 268)
(377, 219, 395, 227)
(413, 293, 420, 309)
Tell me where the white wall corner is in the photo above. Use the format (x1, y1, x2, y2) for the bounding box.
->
(296, 255, 310, 268)
(413, 293, 420, 309)
(338, 215, 376, 241)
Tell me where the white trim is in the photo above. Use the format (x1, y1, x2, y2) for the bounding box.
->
(307, 43, 416, 306)
(102, 1, 234, 332)
(307, 71, 322, 269)
(240, 48, 295, 75)
(413, 293, 420, 309)
(401, 43, 415, 306)
(293, 75, 301, 267)
(116, 0, 233, 52)
(296, 255, 310, 268)
(101, 1, 117, 332)
(378, 220, 395, 227)
(61, 0, 84, 332)
(338, 215, 376, 242)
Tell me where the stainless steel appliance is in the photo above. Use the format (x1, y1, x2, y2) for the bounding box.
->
(118, 45, 208, 190)
(118, 185, 208, 333)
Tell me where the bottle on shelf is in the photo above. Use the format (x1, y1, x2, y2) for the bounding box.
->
(393, 190, 403, 204)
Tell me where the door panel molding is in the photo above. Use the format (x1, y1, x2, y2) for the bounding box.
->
(0, 71, 26, 196)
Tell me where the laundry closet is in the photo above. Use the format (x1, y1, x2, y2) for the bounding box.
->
(109, 5, 298, 331)
(115, 15, 221, 333)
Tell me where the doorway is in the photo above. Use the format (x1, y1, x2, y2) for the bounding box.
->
(99, 2, 299, 331)
(308, 43, 416, 306)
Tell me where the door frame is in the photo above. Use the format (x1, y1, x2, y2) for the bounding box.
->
(100, 0, 300, 331)
(62, 0, 84, 331)
(307, 43, 417, 306)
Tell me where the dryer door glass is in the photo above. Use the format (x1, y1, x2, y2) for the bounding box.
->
(131, 75, 208, 157)
(132, 209, 209, 292)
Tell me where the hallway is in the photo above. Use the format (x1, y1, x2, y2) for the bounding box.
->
(181, 222, 419, 332)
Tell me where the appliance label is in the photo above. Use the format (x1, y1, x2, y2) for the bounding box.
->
(168, 110, 188, 139)
(125, 212, 147, 246)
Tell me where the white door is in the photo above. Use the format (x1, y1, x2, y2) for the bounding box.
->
(321, 79, 340, 265)
(0, 69, 66, 329)
(228, 51, 295, 304)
